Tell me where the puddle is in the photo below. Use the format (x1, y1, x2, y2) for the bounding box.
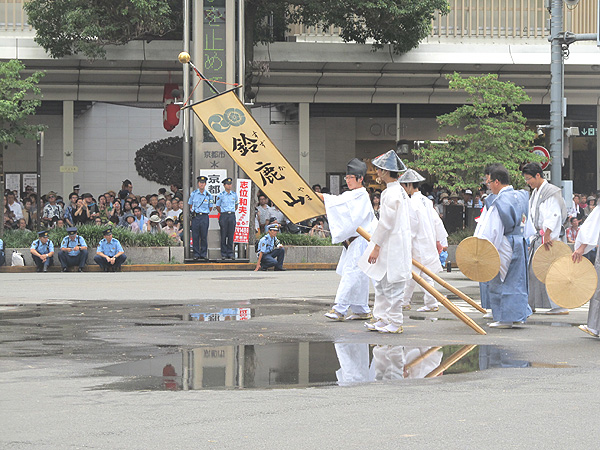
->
(96, 343, 571, 391)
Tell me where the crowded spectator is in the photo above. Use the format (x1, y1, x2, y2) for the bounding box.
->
(162, 216, 180, 243)
(6, 191, 23, 221)
(371, 192, 381, 219)
(73, 198, 90, 225)
(64, 192, 79, 226)
(97, 195, 110, 223)
(256, 193, 274, 233)
(309, 218, 327, 238)
(567, 217, 580, 243)
(22, 198, 35, 229)
(109, 200, 123, 224)
(585, 196, 596, 216)
(463, 189, 474, 207)
(118, 179, 133, 203)
(569, 194, 585, 221)
(82, 193, 99, 221)
(132, 206, 148, 231)
(146, 215, 163, 234)
(122, 212, 139, 232)
(42, 191, 63, 227)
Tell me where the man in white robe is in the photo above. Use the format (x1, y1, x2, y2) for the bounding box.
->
(572, 205, 600, 337)
(318, 158, 376, 321)
(399, 169, 444, 312)
(522, 162, 568, 314)
(359, 150, 412, 334)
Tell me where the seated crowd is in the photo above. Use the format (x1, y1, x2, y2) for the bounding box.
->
(3, 180, 183, 244)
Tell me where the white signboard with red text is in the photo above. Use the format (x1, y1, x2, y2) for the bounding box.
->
(234, 178, 251, 243)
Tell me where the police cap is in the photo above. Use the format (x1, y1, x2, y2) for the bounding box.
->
(102, 228, 113, 236)
(197, 176, 207, 183)
(267, 224, 280, 232)
(222, 177, 233, 185)
(67, 227, 77, 235)
(38, 230, 49, 237)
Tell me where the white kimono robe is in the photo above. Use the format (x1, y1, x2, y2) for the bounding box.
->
(401, 191, 443, 308)
(575, 206, 600, 331)
(359, 181, 412, 283)
(323, 187, 375, 313)
(528, 180, 567, 309)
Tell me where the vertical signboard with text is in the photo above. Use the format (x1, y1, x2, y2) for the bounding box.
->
(234, 179, 251, 243)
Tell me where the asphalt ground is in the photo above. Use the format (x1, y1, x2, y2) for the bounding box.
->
(1, 269, 599, 449)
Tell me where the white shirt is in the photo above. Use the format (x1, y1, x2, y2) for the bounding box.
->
(7, 201, 24, 220)
(529, 180, 563, 241)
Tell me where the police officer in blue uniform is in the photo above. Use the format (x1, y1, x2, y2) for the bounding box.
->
(30, 230, 55, 272)
(216, 177, 238, 260)
(188, 175, 213, 260)
(254, 224, 286, 271)
(94, 228, 127, 271)
(0, 237, 5, 267)
(58, 227, 88, 272)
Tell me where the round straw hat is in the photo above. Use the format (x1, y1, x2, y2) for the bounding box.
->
(545, 255, 598, 309)
(531, 240, 572, 283)
(455, 236, 500, 282)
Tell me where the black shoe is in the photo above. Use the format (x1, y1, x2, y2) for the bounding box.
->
(104, 267, 109, 272)
(274, 267, 286, 271)
(259, 267, 268, 271)
(229, 257, 235, 260)
(62, 267, 68, 272)
(193, 256, 201, 261)
(78, 267, 83, 272)
(36, 267, 42, 272)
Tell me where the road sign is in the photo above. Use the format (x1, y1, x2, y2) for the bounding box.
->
(531, 146, 550, 170)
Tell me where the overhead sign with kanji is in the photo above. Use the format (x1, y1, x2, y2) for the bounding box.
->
(191, 90, 326, 223)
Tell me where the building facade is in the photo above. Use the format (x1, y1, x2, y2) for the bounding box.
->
(1, 0, 600, 197)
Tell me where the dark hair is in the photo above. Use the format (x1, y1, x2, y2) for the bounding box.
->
(389, 171, 399, 179)
(521, 162, 544, 178)
(158, 188, 166, 195)
(69, 192, 78, 199)
(490, 166, 510, 185)
(133, 206, 141, 212)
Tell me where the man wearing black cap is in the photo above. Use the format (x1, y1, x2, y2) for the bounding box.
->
(94, 228, 127, 272)
(316, 158, 376, 321)
(188, 175, 213, 260)
(30, 230, 55, 272)
(58, 227, 88, 272)
(215, 177, 238, 260)
(72, 185, 80, 195)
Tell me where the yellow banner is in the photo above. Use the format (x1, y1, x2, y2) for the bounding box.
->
(191, 90, 325, 224)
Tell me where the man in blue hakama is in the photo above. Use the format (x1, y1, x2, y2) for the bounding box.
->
(474, 165, 532, 328)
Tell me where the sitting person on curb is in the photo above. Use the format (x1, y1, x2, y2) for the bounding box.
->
(30, 230, 54, 272)
(0, 236, 5, 267)
(58, 227, 88, 272)
(254, 224, 285, 271)
(94, 228, 127, 272)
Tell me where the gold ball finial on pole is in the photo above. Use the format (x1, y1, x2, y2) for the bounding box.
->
(178, 52, 191, 64)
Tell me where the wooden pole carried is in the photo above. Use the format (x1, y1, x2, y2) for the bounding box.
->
(425, 344, 478, 378)
(356, 227, 487, 335)
(404, 346, 443, 371)
(411, 259, 487, 314)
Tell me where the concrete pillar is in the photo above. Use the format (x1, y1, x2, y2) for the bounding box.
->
(299, 103, 310, 180)
(62, 101, 74, 196)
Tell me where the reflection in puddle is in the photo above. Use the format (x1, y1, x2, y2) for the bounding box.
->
(97, 343, 571, 392)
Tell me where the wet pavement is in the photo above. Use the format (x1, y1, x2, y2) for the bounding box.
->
(1, 270, 600, 449)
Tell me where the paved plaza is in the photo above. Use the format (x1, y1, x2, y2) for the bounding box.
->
(1, 269, 598, 449)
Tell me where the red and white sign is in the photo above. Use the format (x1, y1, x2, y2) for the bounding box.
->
(531, 145, 551, 170)
(234, 178, 251, 243)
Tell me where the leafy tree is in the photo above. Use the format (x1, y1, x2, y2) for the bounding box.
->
(0, 60, 45, 236)
(24, 0, 182, 59)
(412, 72, 541, 192)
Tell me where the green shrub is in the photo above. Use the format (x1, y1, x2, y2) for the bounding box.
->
(447, 228, 475, 245)
(263, 232, 336, 246)
(2, 225, 176, 248)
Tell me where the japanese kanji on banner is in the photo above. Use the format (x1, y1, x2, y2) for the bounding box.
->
(234, 178, 251, 243)
(191, 90, 326, 224)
